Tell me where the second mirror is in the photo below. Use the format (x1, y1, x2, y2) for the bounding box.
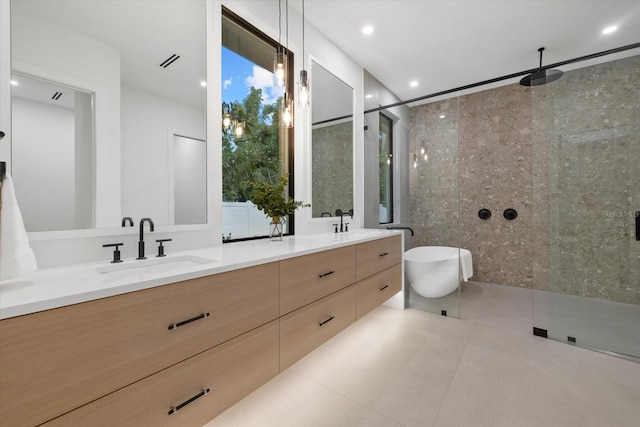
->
(311, 61, 354, 218)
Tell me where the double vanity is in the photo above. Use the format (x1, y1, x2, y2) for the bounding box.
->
(0, 231, 402, 426)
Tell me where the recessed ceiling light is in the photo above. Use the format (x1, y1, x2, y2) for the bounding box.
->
(365, 94, 373, 99)
(409, 80, 419, 87)
(362, 25, 374, 35)
(10, 80, 18, 86)
(200, 81, 207, 87)
(602, 25, 618, 35)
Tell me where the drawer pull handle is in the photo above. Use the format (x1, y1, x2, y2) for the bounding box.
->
(168, 313, 210, 330)
(319, 315, 335, 327)
(319, 270, 335, 278)
(379, 284, 389, 291)
(379, 252, 389, 257)
(168, 388, 210, 415)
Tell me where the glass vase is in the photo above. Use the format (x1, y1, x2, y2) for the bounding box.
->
(270, 219, 283, 241)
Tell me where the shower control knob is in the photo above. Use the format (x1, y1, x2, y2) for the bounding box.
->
(503, 208, 518, 221)
(478, 209, 492, 220)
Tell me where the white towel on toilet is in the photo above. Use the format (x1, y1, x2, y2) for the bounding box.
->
(0, 175, 37, 281)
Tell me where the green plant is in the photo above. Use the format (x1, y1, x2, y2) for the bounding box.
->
(249, 173, 309, 222)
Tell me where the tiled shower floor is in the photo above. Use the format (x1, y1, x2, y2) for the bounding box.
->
(205, 282, 640, 427)
(409, 281, 640, 359)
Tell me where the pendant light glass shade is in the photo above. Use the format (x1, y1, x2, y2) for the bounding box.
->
(222, 113, 231, 129)
(274, 47, 286, 87)
(298, 69, 309, 108)
(234, 121, 244, 137)
(282, 92, 293, 128)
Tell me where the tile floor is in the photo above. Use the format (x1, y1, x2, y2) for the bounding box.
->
(205, 282, 640, 427)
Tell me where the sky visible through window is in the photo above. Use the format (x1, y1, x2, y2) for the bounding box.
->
(222, 47, 284, 108)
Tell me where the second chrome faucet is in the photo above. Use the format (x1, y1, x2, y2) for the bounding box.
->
(137, 218, 155, 260)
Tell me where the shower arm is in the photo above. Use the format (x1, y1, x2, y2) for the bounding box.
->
(538, 47, 544, 68)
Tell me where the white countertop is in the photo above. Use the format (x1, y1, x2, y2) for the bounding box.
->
(0, 230, 401, 320)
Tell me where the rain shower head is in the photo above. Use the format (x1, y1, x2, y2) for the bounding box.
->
(519, 47, 564, 86)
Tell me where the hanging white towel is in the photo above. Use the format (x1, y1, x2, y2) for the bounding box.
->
(0, 175, 37, 281)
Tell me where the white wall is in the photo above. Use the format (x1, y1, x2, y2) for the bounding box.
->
(0, 1, 11, 169)
(12, 98, 76, 231)
(120, 84, 205, 225)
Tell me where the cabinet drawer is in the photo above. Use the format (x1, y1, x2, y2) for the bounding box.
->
(355, 235, 402, 281)
(42, 321, 279, 427)
(280, 245, 355, 315)
(356, 263, 402, 319)
(280, 285, 356, 371)
(0, 263, 279, 427)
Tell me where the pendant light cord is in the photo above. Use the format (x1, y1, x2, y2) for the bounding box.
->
(302, 0, 305, 60)
(278, 0, 282, 46)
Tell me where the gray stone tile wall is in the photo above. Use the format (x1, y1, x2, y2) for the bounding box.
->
(409, 55, 639, 304)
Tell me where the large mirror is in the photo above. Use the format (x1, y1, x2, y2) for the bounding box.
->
(10, 0, 207, 232)
(311, 61, 354, 218)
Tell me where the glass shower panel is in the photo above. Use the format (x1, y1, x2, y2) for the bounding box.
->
(407, 98, 461, 318)
(533, 54, 640, 359)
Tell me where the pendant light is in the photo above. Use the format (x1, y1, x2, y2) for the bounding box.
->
(281, 0, 293, 128)
(282, 92, 293, 128)
(519, 47, 564, 86)
(222, 113, 231, 130)
(298, 0, 310, 108)
(234, 121, 245, 137)
(274, 0, 286, 87)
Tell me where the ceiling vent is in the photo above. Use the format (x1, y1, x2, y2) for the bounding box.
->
(159, 54, 180, 68)
(51, 91, 63, 101)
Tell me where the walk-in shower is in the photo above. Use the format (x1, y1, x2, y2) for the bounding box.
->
(382, 43, 640, 360)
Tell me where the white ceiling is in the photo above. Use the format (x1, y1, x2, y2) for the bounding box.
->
(11, 1, 640, 109)
(12, 0, 206, 108)
(293, 0, 640, 105)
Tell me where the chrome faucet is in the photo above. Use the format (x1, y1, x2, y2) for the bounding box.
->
(137, 218, 155, 260)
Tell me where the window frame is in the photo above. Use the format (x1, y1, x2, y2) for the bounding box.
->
(221, 7, 295, 242)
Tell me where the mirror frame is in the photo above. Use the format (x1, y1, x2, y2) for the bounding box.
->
(307, 55, 356, 224)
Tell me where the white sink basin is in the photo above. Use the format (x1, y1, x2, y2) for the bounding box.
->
(96, 255, 215, 279)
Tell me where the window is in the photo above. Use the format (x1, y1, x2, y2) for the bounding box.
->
(379, 114, 393, 224)
(221, 9, 294, 241)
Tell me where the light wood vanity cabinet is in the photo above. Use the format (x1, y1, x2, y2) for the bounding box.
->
(356, 234, 402, 281)
(0, 235, 402, 427)
(356, 263, 402, 319)
(42, 321, 280, 427)
(280, 286, 356, 370)
(280, 245, 356, 315)
(278, 236, 402, 370)
(0, 263, 279, 427)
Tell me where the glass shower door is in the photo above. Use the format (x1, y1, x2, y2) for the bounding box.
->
(533, 54, 640, 360)
(407, 98, 461, 318)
